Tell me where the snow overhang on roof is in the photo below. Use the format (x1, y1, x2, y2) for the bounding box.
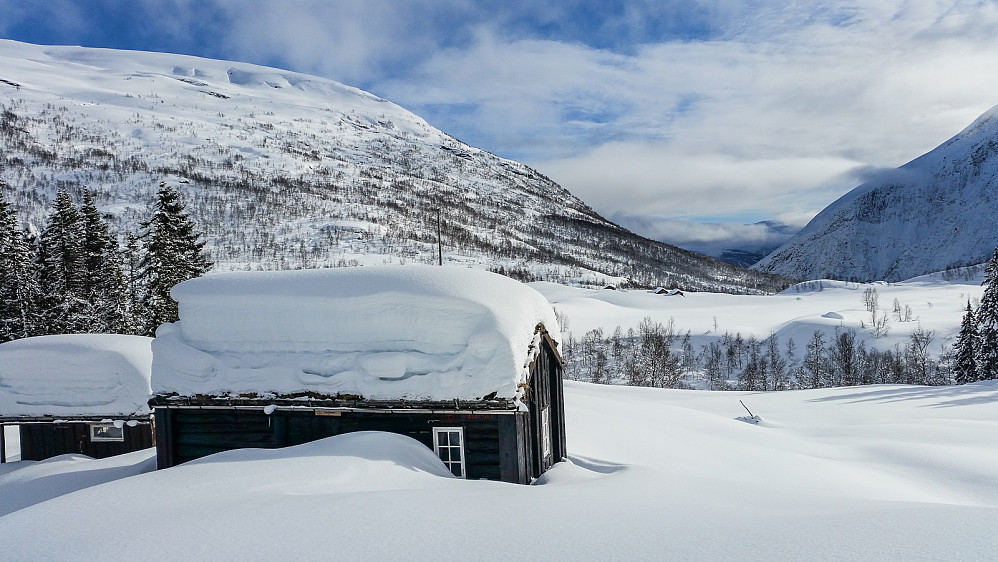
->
(0, 334, 154, 419)
(152, 265, 560, 402)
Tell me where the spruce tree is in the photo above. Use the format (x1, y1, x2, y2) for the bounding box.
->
(953, 301, 978, 384)
(976, 248, 998, 380)
(80, 189, 127, 332)
(0, 184, 42, 341)
(139, 182, 211, 334)
(36, 189, 88, 333)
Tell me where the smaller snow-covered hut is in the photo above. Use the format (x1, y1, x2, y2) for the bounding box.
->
(151, 266, 566, 483)
(651, 287, 685, 297)
(0, 334, 155, 462)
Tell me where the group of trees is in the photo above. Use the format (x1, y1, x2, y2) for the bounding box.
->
(561, 320, 952, 391)
(953, 248, 998, 383)
(0, 181, 210, 342)
(563, 252, 998, 391)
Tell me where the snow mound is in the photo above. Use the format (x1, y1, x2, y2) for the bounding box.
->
(0, 334, 153, 418)
(187, 431, 455, 479)
(2, 383, 997, 560)
(152, 265, 559, 401)
(0, 449, 156, 516)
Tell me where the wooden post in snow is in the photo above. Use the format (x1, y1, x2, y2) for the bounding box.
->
(436, 207, 443, 266)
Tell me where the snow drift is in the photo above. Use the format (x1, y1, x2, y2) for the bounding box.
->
(152, 265, 559, 401)
(0, 334, 153, 418)
(2, 382, 996, 559)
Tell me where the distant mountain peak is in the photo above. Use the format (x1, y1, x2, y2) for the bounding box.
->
(754, 103, 998, 282)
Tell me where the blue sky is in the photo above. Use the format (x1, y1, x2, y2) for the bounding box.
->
(3, 1, 998, 252)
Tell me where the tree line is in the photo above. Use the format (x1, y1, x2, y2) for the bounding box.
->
(561, 320, 949, 390)
(0, 181, 210, 342)
(561, 251, 998, 390)
(953, 248, 998, 383)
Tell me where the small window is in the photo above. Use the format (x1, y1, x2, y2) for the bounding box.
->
(541, 406, 552, 461)
(89, 423, 124, 442)
(432, 427, 465, 478)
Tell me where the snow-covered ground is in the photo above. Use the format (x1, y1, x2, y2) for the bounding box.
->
(0, 449, 156, 517)
(1, 380, 996, 560)
(534, 270, 985, 364)
(1, 272, 993, 558)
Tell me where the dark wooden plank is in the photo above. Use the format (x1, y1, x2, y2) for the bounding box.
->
(155, 408, 174, 469)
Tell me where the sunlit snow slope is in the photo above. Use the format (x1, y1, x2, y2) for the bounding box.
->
(754, 105, 998, 282)
(0, 40, 786, 293)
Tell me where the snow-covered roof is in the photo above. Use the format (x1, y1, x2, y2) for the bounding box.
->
(152, 266, 559, 401)
(0, 334, 154, 419)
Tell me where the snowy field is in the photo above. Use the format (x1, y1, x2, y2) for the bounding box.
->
(533, 270, 985, 373)
(1, 380, 996, 560)
(1, 271, 994, 559)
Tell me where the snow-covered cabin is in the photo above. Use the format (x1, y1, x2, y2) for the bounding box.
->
(651, 287, 685, 297)
(0, 334, 154, 462)
(150, 266, 566, 483)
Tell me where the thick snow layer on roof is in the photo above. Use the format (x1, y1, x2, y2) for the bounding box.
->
(152, 266, 559, 401)
(0, 335, 153, 418)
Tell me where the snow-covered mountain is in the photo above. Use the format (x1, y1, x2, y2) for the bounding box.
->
(754, 105, 998, 282)
(0, 40, 787, 293)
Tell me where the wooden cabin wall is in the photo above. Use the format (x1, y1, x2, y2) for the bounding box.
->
(19, 423, 153, 461)
(524, 339, 567, 480)
(547, 342, 568, 464)
(155, 409, 528, 483)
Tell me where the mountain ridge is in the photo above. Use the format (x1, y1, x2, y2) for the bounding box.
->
(0, 40, 788, 293)
(753, 104, 998, 282)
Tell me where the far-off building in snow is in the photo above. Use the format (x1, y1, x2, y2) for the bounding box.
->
(150, 266, 566, 483)
(0, 335, 155, 462)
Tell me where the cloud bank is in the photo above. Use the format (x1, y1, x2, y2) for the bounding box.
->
(3, 0, 998, 251)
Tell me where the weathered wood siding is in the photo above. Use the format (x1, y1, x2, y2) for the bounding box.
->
(18, 422, 153, 461)
(525, 338, 567, 479)
(155, 408, 529, 482)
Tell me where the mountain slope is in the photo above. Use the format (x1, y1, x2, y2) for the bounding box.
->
(0, 40, 787, 293)
(753, 105, 998, 282)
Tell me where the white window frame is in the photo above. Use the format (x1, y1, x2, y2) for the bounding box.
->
(541, 406, 552, 461)
(89, 423, 125, 442)
(432, 426, 466, 478)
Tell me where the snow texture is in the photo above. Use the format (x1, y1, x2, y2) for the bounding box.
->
(0, 334, 153, 418)
(0, 449, 156, 516)
(1, 382, 996, 559)
(755, 104, 998, 282)
(152, 265, 559, 401)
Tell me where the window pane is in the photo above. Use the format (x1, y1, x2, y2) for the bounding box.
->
(437, 432, 448, 446)
(449, 431, 460, 444)
(450, 447, 461, 462)
(451, 464, 462, 477)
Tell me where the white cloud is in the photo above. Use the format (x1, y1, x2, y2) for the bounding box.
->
(536, 143, 862, 219)
(365, 1, 998, 228)
(26, 0, 995, 239)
